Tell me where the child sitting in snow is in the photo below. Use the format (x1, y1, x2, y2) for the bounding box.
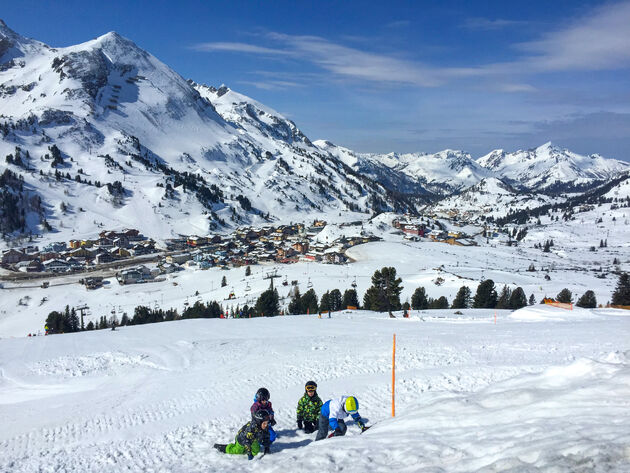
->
(251, 387, 277, 444)
(296, 380, 323, 433)
(214, 409, 272, 460)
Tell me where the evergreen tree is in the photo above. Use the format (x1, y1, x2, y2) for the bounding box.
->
(120, 313, 129, 326)
(529, 294, 536, 306)
(288, 288, 302, 315)
(254, 287, 279, 317)
(320, 291, 331, 312)
(362, 267, 403, 313)
(556, 288, 573, 304)
(451, 286, 472, 309)
(300, 288, 319, 314)
(576, 290, 597, 308)
(496, 285, 512, 309)
(221, 276, 227, 287)
(342, 289, 359, 309)
(508, 287, 528, 310)
(612, 273, 630, 305)
(429, 296, 449, 309)
(86, 321, 95, 330)
(473, 279, 498, 308)
(329, 289, 342, 311)
(411, 287, 429, 310)
(68, 307, 80, 332)
(245, 265, 251, 277)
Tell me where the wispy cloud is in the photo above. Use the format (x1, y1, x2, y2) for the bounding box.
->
(190, 42, 292, 56)
(191, 2, 630, 88)
(462, 17, 528, 30)
(237, 80, 302, 90)
(514, 1, 630, 71)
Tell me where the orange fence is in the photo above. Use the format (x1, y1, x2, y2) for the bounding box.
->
(543, 299, 573, 310)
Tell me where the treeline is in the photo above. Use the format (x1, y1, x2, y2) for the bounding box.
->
(44, 272, 630, 334)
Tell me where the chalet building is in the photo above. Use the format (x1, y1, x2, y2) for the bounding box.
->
(43, 259, 71, 273)
(116, 265, 155, 285)
(403, 225, 425, 237)
(95, 252, 114, 264)
(39, 252, 61, 262)
(291, 241, 309, 254)
(42, 242, 67, 253)
(166, 253, 191, 265)
(324, 252, 348, 264)
(15, 260, 43, 272)
(2, 249, 27, 265)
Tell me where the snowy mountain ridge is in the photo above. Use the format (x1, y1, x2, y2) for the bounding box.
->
(0, 21, 412, 245)
(1, 20, 628, 247)
(476, 142, 629, 192)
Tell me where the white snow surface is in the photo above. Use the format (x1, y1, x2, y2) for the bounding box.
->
(1, 225, 630, 471)
(1, 308, 629, 472)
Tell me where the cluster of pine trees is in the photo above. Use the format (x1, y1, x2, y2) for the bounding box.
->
(44, 272, 630, 334)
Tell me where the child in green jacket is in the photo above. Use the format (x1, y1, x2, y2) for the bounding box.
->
(297, 380, 323, 434)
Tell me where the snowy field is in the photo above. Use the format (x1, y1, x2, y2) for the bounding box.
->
(1, 307, 629, 472)
(1, 214, 629, 471)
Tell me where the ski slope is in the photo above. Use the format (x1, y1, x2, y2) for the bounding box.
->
(1, 307, 629, 472)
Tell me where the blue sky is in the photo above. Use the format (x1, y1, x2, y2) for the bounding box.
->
(3, 0, 630, 160)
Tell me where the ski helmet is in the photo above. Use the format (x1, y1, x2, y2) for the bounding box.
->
(305, 381, 317, 392)
(252, 409, 271, 426)
(344, 396, 359, 413)
(255, 387, 270, 402)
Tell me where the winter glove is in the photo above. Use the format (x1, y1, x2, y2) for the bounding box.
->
(247, 453, 254, 461)
(297, 419, 304, 430)
(270, 418, 277, 426)
(264, 446, 271, 454)
(327, 432, 335, 438)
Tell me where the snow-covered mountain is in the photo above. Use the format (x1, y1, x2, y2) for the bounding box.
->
(0, 21, 412, 244)
(428, 177, 558, 220)
(315, 140, 491, 196)
(477, 142, 629, 193)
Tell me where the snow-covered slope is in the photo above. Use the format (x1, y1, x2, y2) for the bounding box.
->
(316, 139, 491, 195)
(477, 142, 629, 193)
(0, 308, 629, 472)
(429, 177, 559, 220)
(0, 21, 411, 245)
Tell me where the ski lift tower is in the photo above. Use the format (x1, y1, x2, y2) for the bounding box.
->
(264, 269, 282, 290)
(76, 304, 89, 329)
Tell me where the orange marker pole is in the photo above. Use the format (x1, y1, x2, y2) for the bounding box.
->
(392, 333, 396, 417)
(494, 310, 497, 324)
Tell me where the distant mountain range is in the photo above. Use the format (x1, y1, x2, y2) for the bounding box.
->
(0, 20, 628, 244)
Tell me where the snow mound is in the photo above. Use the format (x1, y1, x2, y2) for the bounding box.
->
(508, 305, 598, 322)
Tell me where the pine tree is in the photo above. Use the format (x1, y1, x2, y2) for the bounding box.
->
(411, 287, 429, 310)
(329, 289, 342, 311)
(473, 279, 498, 308)
(300, 288, 319, 314)
(529, 294, 536, 305)
(429, 296, 449, 309)
(245, 266, 251, 276)
(221, 276, 227, 287)
(612, 273, 630, 305)
(288, 288, 302, 315)
(254, 286, 279, 317)
(576, 290, 597, 308)
(508, 287, 528, 310)
(556, 288, 573, 304)
(451, 286, 471, 309)
(342, 289, 359, 309)
(362, 267, 403, 313)
(86, 321, 95, 330)
(320, 291, 331, 312)
(496, 285, 512, 309)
